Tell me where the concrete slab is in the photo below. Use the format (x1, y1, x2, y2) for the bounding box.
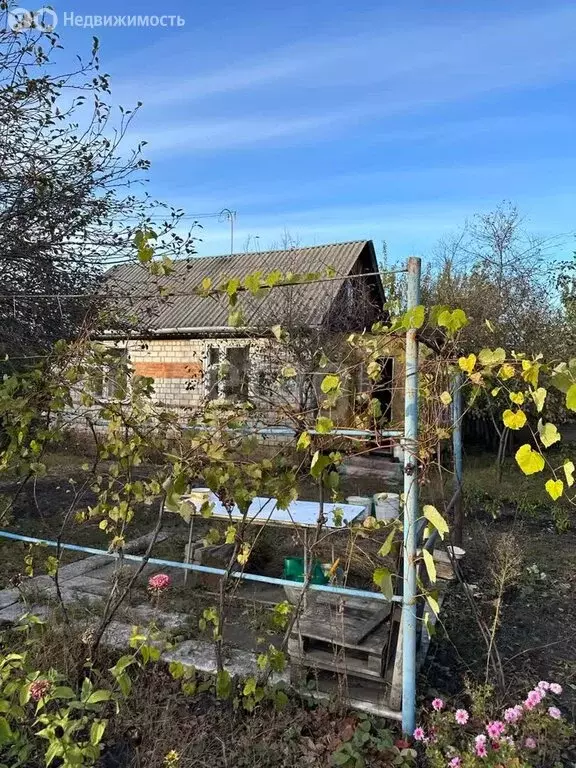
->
(0, 603, 50, 624)
(58, 556, 112, 581)
(130, 605, 187, 631)
(64, 576, 110, 596)
(0, 589, 20, 609)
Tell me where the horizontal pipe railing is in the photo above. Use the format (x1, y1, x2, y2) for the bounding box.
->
(0, 530, 401, 603)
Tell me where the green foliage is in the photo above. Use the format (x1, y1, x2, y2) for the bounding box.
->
(330, 715, 416, 768)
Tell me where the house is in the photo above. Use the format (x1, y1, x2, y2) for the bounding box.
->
(92, 240, 406, 430)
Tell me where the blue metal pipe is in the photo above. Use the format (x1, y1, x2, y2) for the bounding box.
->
(0, 530, 401, 603)
(402, 256, 421, 735)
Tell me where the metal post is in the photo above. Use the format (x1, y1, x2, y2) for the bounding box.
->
(452, 372, 464, 546)
(401, 256, 421, 735)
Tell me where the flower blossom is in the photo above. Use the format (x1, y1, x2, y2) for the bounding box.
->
(549, 683, 562, 695)
(524, 737, 537, 749)
(474, 734, 487, 757)
(432, 698, 445, 711)
(413, 727, 425, 741)
(29, 679, 51, 701)
(504, 705, 523, 723)
(148, 573, 172, 592)
(524, 689, 543, 710)
(537, 681, 550, 691)
(455, 709, 469, 724)
(449, 758, 461, 768)
(548, 706, 562, 720)
(486, 721, 505, 739)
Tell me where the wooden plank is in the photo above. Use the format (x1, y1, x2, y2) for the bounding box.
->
(350, 606, 392, 645)
(289, 648, 385, 681)
(295, 604, 391, 654)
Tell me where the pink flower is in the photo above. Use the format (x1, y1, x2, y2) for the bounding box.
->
(455, 709, 469, 724)
(413, 727, 425, 741)
(537, 681, 550, 691)
(432, 698, 445, 711)
(524, 737, 537, 750)
(548, 706, 562, 720)
(486, 721, 505, 739)
(475, 734, 488, 756)
(549, 683, 562, 695)
(524, 689, 543, 709)
(29, 679, 51, 701)
(504, 705, 523, 723)
(502, 736, 515, 747)
(148, 573, 171, 593)
(449, 758, 461, 768)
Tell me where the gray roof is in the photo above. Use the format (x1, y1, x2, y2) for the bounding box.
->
(105, 240, 381, 334)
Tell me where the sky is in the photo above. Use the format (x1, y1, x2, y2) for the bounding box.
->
(56, 0, 576, 260)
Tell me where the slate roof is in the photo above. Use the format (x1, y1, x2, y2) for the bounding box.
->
(105, 240, 382, 334)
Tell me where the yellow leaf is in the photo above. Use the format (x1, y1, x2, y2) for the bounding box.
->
(502, 409, 527, 430)
(458, 354, 476, 374)
(440, 391, 452, 406)
(498, 363, 515, 381)
(485, 319, 495, 332)
(521, 359, 541, 387)
(566, 384, 576, 411)
(469, 372, 483, 385)
(545, 478, 564, 501)
(563, 460, 574, 487)
(491, 387, 501, 397)
(427, 594, 440, 617)
(422, 505, 449, 540)
(422, 549, 437, 583)
(538, 421, 560, 448)
(531, 387, 547, 413)
(515, 444, 545, 475)
(509, 391, 525, 405)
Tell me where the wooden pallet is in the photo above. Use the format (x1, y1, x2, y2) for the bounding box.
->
(289, 600, 393, 681)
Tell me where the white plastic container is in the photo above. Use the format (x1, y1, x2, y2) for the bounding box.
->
(346, 495, 373, 520)
(373, 492, 400, 521)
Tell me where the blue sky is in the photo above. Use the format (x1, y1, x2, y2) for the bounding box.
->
(59, 0, 576, 260)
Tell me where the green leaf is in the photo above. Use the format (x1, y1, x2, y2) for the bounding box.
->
(315, 416, 333, 434)
(296, 431, 311, 451)
(515, 444, 545, 475)
(545, 478, 564, 501)
(243, 677, 257, 696)
(90, 720, 106, 746)
(0, 717, 12, 745)
(228, 308, 245, 327)
(201, 277, 212, 293)
(502, 409, 527, 430)
(377, 528, 396, 558)
(86, 689, 112, 704)
(271, 324, 283, 341)
(320, 374, 340, 393)
(422, 505, 449, 540)
(538, 421, 561, 448)
(310, 450, 332, 479)
(566, 383, 576, 411)
(403, 305, 425, 329)
(281, 365, 297, 378)
(478, 348, 506, 367)
(51, 686, 76, 700)
(216, 669, 232, 699)
(372, 567, 393, 600)
(422, 549, 437, 583)
(224, 525, 237, 544)
(437, 308, 467, 334)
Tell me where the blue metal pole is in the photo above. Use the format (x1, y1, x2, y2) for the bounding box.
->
(0, 530, 402, 602)
(402, 256, 421, 735)
(452, 372, 464, 546)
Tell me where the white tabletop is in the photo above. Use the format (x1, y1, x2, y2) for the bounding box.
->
(183, 493, 365, 530)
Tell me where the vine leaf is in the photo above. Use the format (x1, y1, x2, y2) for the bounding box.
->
(422, 505, 449, 540)
(563, 460, 574, 488)
(502, 409, 526, 430)
(515, 444, 545, 475)
(538, 421, 560, 448)
(545, 478, 563, 501)
(422, 549, 437, 583)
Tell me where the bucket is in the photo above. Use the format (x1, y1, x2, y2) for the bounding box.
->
(283, 556, 327, 605)
(186, 488, 212, 512)
(373, 492, 400, 521)
(346, 495, 373, 519)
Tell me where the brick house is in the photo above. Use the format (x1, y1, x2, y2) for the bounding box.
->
(92, 240, 404, 427)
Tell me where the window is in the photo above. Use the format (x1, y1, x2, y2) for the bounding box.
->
(93, 349, 129, 401)
(206, 345, 250, 401)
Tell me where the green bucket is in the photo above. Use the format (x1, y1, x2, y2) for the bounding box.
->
(283, 556, 327, 585)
